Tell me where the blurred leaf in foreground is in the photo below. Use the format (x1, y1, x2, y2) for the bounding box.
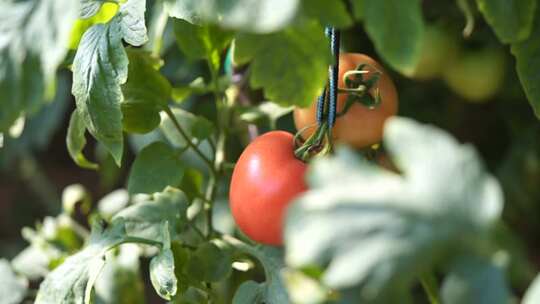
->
(286, 117, 504, 302)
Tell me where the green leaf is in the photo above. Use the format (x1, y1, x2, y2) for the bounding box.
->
(94, 245, 145, 304)
(69, 3, 119, 49)
(350, 0, 365, 20)
(35, 219, 128, 304)
(97, 189, 129, 220)
(170, 242, 191, 294)
(121, 102, 162, 134)
(72, 0, 148, 165)
(123, 50, 171, 108)
(11, 245, 54, 280)
(476, 0, 537, 44)
(226, 237, 290, 304)
(72, 19, 127, 166)
(161, 108, 215, 148)
(234, 22, 331, 107)
(285, 117, 503, 300)
(441, 255, 510, 304)
(511, 7, 540, 119)
(121, 50, 170, 134)
(0, 259, 28, 304)
(172, 19, 233, 61)
(186, 242, 232, 283)
(524, 273, 540, 304)
(150, 222, 178, 300)
(282, 269, 328, 304)
(113, 187, 189, 240)
(362, 0, 424, 75)
(127, 142, 185, 194)
(81, 0, 119, 19)
(0, 0, 78, 131)
(67, 110, 99, 170)
(118, 0, 148, 46)
(164, 0, 300, 33)
(233, 281, 263, 304)
(239, 102, 294, 129)
(301, 0, 353, 28)
(180, 168, 204, 202)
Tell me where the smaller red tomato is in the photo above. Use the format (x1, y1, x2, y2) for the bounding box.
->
(294, 53, 398, 149)
(229, 131, 307, 245)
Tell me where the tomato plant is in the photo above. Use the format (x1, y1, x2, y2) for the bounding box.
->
(294, 53, 398, 149)
(230, 131, 307, 245)
(1, 1, 540, 304)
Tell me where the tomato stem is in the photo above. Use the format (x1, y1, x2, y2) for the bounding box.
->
(294, 122, 332, 162)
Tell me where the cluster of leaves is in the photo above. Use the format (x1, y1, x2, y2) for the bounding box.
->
(1, 0, 540, 304)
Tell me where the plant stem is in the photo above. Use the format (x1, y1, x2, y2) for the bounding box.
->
(117, 236, 163, 248)
(420, 272, 441, 304)
(204, 174, 217, 238)
(221, 234, 259, 257)
(201, 57, 231, 239)
(188, 221, 206, 240)
(163, 106, 216, 173)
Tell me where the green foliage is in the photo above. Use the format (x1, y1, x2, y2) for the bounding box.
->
(234, 22, 331, 107)
(164, 0, 300, 33)
(72, 0, 148, 165)
(0, 259, 28, 304)
(127, 142, 185, 195)
(71, 18, 128, 166)
(149, 222, 178, 300)
(121, 50, 171, 134)
(67, 110, 99, 170)
(69, 3, 119, 49)
(476, 0, 537, 44)
(34, 219, 128, 304)
(523, 273, 540, 304)
(81, 0, 119, 19)
(286, 118, 504, 301)
(113, 187, 188, 240)
(441, 255, 510, 304)
(511, 7, 540, 119)
(361, 0, 424, 76)
(302, 0, 353, 28)
(172, 18, 233, 69)
(160, 108, 215, 148)
(185, 242, 232, 282)
(226, 237, 290, 304)
(93, 246, 145, 304)
(233, 280, 263, 304)
(0, 0, 78, 132)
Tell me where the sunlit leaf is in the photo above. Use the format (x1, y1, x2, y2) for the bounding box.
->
(35, 219, 128, 304)
(164, 0, 300, 33)
(0, 0, 78, 131)
(113, 187, 188, 240)
(0, 259, 28, 304)
(286, 117, 503, 300)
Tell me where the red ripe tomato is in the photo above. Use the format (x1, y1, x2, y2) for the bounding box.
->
(229, 131, 307, 245)
(294, 53, 398, 149)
